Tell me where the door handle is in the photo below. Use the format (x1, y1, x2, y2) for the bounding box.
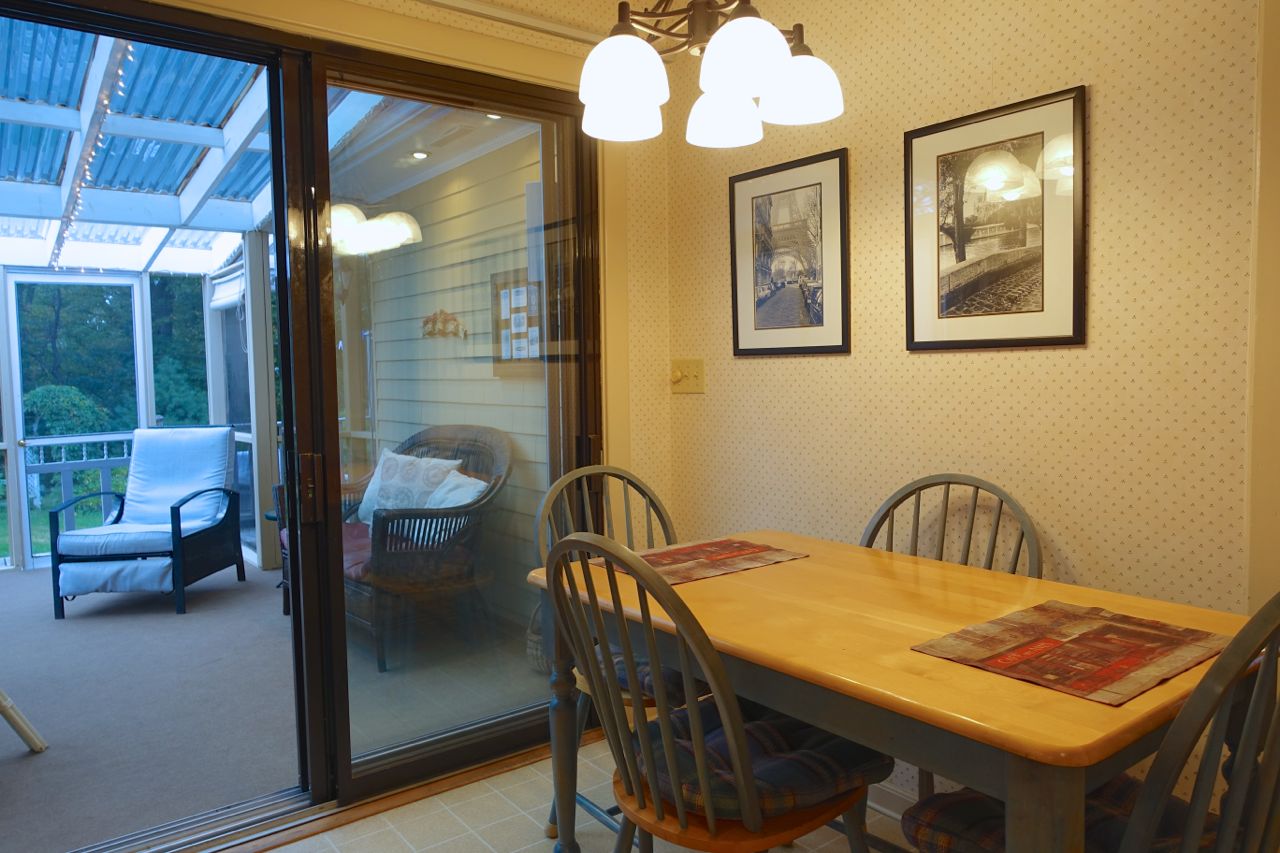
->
(16, 439, 26, 447)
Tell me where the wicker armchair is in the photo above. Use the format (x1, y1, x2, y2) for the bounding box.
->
(342, 425, 512, 671)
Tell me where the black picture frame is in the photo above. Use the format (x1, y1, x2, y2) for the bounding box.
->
(729, 148, 850, 356)
(904, 87, 1085, 350)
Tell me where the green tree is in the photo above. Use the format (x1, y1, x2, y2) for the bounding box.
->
(23, 384, 109, 438)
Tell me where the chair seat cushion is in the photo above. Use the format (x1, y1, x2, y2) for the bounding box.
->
(600, 647, 701, 707)
(638, 695, 894, 820)
(57, 522, 181, 557)
(901, 774, 1218, 852)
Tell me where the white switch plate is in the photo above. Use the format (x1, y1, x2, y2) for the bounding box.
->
(671, 358, 705, 394)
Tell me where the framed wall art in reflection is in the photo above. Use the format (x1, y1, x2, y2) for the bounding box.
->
(905, 87, 1085, 350)
(729, 148, 849, 356)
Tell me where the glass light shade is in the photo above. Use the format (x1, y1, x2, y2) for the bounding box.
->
(965, 150, 1022, 192)
(698, 15, 790, 97)
(579, 34, 669, 105)
(583, 100, 662, 142)
(758, 54, 844, 125)
(685, 91, 763, 148)
(330, 203, 367, 256)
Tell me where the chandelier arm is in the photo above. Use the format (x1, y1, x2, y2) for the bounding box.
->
(630, 0, 737, 21)
(630, 17, 689, 39)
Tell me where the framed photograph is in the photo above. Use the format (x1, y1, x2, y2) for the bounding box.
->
(905, 87, 1085, 350)
(729, 148, 849, 356)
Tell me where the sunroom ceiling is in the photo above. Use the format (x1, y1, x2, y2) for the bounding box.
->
(0, 17, 539, 275)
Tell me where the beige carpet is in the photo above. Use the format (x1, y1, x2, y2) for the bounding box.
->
(0, 565, 297, 853)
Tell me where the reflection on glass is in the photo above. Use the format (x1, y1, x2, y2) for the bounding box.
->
(328, 86, 561, 757)
(0, 448, 9, 568)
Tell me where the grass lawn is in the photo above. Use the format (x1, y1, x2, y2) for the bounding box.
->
(0, 497, 116, 563)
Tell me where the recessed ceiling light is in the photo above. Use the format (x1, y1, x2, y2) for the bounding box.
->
(486, 114, 502, 120)
(412, 151, 429, 160)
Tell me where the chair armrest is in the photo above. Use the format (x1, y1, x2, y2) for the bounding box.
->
(170, 486, 236, 528)
(50, 491, 125, 521)
(370, 505, 480, 553)
(172, 486, 235, 510)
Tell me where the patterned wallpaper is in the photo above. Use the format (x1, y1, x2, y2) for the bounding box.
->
(354, 0, 1259, 615)
(640, 0, 1258, 616)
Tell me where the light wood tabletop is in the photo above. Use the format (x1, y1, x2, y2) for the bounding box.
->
(529, 529, 1246, 768)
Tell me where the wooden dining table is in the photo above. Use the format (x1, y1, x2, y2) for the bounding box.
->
(527, 530, 1247, 853)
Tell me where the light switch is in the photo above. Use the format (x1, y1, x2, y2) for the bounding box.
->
(671, 358, 705, 394)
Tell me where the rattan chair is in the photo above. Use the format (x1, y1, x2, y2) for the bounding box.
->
(861, 473, 1041, 802)
(342, 425, 511, 671)
(535, 465, 678, 839)
(547, 532, 894, 853)
(901, 588, 1280, 852)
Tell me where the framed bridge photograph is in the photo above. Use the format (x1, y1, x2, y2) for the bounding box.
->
(905, 87, 1085, 350)
(729, 149, 849, 356)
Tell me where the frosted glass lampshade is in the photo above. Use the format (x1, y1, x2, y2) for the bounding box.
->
(698, 15, 790, 97)
(759, 54, 844, 125)
(583, 100, 663, 142)
(965, 150, 1022, 193)
(579, 34, 669, 105)
(685, 91, 763, 148)
(330, 203, 366, 256)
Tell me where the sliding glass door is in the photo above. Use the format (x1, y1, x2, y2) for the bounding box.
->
(313, 66, 598, 798)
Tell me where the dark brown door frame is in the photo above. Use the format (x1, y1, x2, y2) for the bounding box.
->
(5, 0, 604, 810)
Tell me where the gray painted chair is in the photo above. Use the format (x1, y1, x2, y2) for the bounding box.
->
(861, 473, 1040, 801)
(860, 474, 1041, 577)
(901, 588, 1280, 852)
(535, 464, 678, 839)
(547, 531, 893, 853)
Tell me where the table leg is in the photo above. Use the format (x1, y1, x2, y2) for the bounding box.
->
(546, 592, 581, 853)
(1005, 756, 1084, 853)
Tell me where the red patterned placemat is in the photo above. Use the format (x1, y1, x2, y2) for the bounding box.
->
(913, 600, 1230, 705)
(634, 538, 807, 585)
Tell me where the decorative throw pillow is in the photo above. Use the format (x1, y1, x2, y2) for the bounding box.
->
(356, 449, 462, 523)
(425, 470, 489, 509)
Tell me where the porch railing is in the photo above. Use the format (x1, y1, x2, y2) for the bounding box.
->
(24, 432, 135, 531)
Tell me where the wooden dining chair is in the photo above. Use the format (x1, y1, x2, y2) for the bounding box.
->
(861, 473, 1041, 803)
(547, 531, 895, 853)
(901, 587, 1280, 852)
(860, 474, 1041, 578)
(536, 465, 679, 839)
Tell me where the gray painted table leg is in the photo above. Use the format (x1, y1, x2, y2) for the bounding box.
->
(547, 592, 581, 853)
(1005, 756, 1084, 852)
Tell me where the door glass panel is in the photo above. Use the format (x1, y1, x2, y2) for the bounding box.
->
(14, 279, 139, 555)
(16, 280, 138, 437)
(149, 273, 209, 427)
(327, 86, 568, 757)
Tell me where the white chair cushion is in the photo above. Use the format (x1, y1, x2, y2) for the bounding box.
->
(57, 557, 175, 595)
(425, 470, 489, 509)
(56, 522, 188, 557)
(356, 449, 462, 523)
(121, 427, 234, 527)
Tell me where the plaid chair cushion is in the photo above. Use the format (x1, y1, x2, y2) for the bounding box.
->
(601, 646, 701, 706)
(636, 695, 894, 820)
(901, 773, 1219, 852)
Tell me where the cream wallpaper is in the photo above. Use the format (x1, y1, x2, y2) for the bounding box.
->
(626, 0, 1258, 617)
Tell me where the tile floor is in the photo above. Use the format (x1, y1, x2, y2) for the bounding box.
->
(273, 740, 911, 852)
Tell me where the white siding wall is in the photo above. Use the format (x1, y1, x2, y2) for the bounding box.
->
(367, 131, 548, 624)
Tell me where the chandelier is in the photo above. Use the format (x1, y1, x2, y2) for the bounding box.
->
(579, 1, 843, 148)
